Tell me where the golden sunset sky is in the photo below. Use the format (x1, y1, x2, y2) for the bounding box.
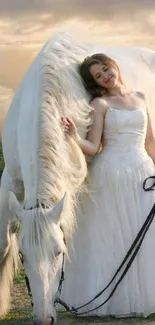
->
(0, 0, 155, 127)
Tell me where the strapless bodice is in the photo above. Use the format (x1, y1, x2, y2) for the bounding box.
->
(104, 107, 147, 148)
(101, 107, 150, 169)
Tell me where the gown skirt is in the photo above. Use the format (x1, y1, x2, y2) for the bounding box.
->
(61, 107, 155, 317)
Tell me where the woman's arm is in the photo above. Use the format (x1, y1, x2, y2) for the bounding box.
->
(145, 97, 155, 163)
(77, 98, 107, 156)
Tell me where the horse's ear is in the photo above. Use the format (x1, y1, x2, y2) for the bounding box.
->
(47, 193, 66, 223)
(9, 192, 24, 222)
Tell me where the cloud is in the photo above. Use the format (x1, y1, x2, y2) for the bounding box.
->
(0, 0, 155, 23)
(0, 0, 155, 49)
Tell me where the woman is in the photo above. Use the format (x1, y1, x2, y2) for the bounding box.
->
(61, 53, 155, 317)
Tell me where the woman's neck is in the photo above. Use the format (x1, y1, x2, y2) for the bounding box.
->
(107, 84, 129, 97)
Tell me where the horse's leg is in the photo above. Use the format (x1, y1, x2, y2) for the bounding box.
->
(0, 166, 24, 235)
(0, 167, 23, 316)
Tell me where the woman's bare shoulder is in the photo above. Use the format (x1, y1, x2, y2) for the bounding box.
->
(90, 97, 109, 111)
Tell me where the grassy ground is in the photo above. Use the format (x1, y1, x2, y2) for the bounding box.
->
(1, 266, 155, 325)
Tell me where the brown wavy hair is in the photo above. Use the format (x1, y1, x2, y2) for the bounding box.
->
(79, 53, 124, 100)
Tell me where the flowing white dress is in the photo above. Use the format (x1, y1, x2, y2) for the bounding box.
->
(61, 106, 155, 317)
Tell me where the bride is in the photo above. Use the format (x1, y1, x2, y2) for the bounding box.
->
(61, 53, 155, 317)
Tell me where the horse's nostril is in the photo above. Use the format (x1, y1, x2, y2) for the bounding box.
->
(51, 317, 55, 325)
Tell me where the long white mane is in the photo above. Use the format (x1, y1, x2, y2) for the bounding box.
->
(37, 34, 92, 205)
(35, 34, 94, 243)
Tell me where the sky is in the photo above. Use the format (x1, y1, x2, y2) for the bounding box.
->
(0, 0, 155, 129)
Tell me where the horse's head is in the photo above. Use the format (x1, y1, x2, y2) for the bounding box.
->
(9, 192, 67, 325)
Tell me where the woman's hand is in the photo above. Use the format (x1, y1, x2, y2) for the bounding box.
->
(61, 117, 80, 142)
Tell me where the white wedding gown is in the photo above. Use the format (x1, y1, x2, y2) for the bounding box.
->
(61, 106, 155, 317)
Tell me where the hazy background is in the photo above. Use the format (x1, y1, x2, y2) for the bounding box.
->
(0, 0, 155, 130)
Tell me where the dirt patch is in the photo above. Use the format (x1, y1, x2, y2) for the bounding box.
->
(11, 281, 31, 311)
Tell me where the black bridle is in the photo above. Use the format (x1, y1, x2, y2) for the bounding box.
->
(54, 253, 65, 305)
(22, 175, 155, 316)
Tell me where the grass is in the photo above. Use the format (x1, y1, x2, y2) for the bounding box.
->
(1, 267, 155, 325)
(1, 267, 32, 324)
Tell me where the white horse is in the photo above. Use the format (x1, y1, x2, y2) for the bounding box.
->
(1, 32, 155, 325)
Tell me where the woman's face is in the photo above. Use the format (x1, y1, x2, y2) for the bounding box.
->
(89, 63, 119, 89)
